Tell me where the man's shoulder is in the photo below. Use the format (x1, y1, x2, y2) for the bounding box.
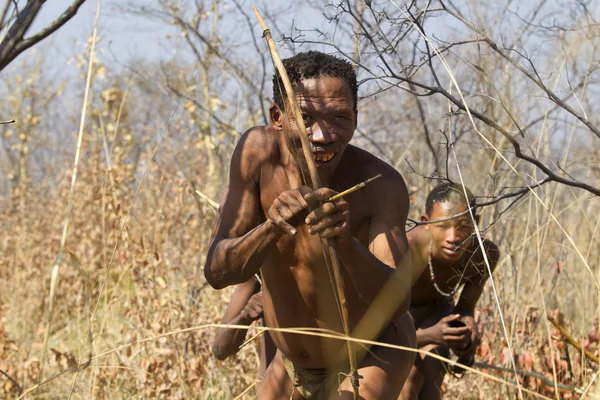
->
(237, 125, 279, 159)
(475, 238, 500, 260)
(232, 125, 280, 178)
(467, 237, 500, 274)
(345, 145, 408, 196)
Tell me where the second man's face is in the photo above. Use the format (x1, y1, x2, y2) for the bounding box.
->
(427, 201, 475, 262)
(278, 76, 357, 178)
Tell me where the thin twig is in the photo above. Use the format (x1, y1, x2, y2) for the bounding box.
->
(473, 362, 581, 393)
(194, 189, 219, 210)
(548, 316, 599, 364)
(234, 381, 259, 399)
(0, 368, 22, 396)
(38, 0, 101, 384)
(67, 11, 202, 397)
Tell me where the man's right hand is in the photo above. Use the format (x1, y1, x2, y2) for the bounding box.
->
(241, 292, 264, 321)
(425, 314, 472, 350)
(266, 187, 311, 235)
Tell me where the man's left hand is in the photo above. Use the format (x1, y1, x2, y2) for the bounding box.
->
(303, 188, 350, 243)
(458, 315, 480, 356)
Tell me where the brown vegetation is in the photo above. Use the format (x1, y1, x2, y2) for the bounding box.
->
(0, 0, 598, 398)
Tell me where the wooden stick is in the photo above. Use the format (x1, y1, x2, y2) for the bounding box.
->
(252, 7, 360, 398)
(473, 362, 581, 393)
(548, 316, 599, 364)
(252, 8, 320, 189)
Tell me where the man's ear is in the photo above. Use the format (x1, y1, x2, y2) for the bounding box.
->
(269, 103, 283, 130)
(421, 213, 430, 229)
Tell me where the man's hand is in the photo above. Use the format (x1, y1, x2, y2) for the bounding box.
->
(456, 315, 480, 356)
(425, 314, 472, 350)
(267, 187, 312, 235)
(303, 188, 351, 243)
(241, 292, 264, 321)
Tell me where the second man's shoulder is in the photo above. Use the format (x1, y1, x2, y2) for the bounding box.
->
(470, 238, 501, 271)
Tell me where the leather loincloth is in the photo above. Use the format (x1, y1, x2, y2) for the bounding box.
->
(281, 352, 346, 399)
(281, 321, 397, 399)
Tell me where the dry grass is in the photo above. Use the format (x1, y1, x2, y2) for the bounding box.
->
(0, 1, 599, 398)
(0, 74, 597, 398)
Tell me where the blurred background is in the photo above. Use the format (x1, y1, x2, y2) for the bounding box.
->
(0, 0, 598, 398)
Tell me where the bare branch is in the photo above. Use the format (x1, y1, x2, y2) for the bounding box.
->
(436, 85, 600, 196)
(0, 0, 87, 72)
(439, 3, 600, 140)
(0, 0, 44, 69)
(0, 368, 22, 396)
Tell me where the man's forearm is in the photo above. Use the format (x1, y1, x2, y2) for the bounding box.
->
(416, 327, 436, 348)
(336, 237, 410, 314)
(212, 312, 254, 360)
(205, 220, 281, 289)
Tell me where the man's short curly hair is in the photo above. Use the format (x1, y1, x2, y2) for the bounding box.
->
(272, 51, 357, 111)
(425, 182, 476, 216)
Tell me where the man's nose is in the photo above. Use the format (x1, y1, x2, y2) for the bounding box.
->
(309, 123, 334, 144)
(446, 228, 461, 244)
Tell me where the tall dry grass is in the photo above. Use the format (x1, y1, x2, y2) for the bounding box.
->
(0, 0, 599, 398)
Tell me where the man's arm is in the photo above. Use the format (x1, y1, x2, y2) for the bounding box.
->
(211, 278, 262, 360)
(203, 129, 281, 289)
(454, 239, 500, 354)
(305, 171, 412, 314)
(454, 239, 500, 317)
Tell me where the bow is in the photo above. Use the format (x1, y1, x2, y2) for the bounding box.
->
(253, 7, 361, 398)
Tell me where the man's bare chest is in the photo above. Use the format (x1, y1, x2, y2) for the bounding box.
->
(413, 254, 484, 304)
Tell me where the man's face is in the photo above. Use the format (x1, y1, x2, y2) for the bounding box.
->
(272, 76, 357, 178)
(424, 201, 476, 263)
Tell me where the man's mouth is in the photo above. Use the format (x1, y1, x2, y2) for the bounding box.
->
(313, 152, 336, 164)
(442, 247, 461, 256)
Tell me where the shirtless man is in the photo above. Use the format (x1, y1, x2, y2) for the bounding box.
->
(204, 51, 416, 399)
(400, 183, 500, 399)
(211, 275, 276, 377)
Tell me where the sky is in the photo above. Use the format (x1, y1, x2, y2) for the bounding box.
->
(21, 0, 179, 78)
(32, 0, 175, 59)
(23, 0, 328, 78)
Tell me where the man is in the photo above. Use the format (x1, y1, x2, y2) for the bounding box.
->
(211, 275, 276, 377)
(400, 182, 500, 399)
(204, 51, 416, 399)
